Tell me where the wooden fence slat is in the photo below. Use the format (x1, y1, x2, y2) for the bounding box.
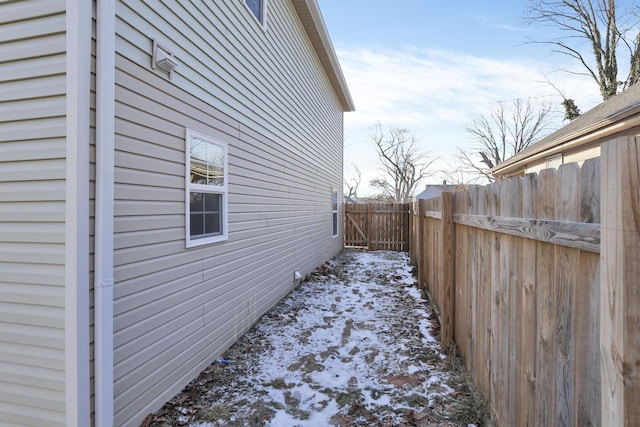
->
(489, 181, 501, 422)
(440, 192, 454, 346)
(600, 137, 640, 427)
(507, 177, 521, 427)
(477, 185, 492, 401)
(519, 172, 537, 427)
(535, 168, 557, 427)
(580, 158, 601, 223)
(367, 204, 374, 250)
(419, 200, 426, 288)
(554, 163, 579, 426)
(452, 191, 466, 359)
(575, 159, 601, 426)
(468, 186, 480, 391)
(576, 251, 600, 426)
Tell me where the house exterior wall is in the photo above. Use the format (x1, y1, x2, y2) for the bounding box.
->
(521, 126, 640, 176)
(0, 1, 69, 425)
(112, 0, 344, 424)
(524, 144, 601, 175)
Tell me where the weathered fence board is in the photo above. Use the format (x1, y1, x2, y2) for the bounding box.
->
(518, 172, 537, 427)
(451, 214, 600, 252)
(574, 157, 601, 424)
(600, 137, 640, 426)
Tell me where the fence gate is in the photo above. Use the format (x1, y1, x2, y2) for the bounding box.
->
(344, 203, 409, 251)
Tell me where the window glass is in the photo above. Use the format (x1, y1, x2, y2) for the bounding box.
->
(189, 192, 222, 239)
(190, 137, 224, 186)
(245, 0, 263, 23)
(332, 189, 339, 237)
(186, 130, 228, 246)
(546, 153, 563, 170)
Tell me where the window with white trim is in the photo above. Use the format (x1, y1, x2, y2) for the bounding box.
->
(186, 130, 228, 247)
(244, 0, 266, 25)
(546, 153, 563, 170)
(332, 189, 339, 237)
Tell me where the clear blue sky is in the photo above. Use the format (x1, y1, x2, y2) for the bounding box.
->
(318, 0, 538, 58)
(316, 0, 609, 194)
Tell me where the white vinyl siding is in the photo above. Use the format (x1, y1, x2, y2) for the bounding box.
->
(112, 0, 344, 424)
(0, 1, 68, 426)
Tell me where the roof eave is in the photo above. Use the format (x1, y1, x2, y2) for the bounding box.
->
(291, 0, 355, 112)
(490, 103, 640, 178)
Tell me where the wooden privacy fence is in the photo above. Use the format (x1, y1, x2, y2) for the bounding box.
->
(409, 138, 640, 427)
(344, 203, 409, 251)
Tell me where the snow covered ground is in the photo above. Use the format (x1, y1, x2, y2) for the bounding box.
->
(145, 250, 486, 427)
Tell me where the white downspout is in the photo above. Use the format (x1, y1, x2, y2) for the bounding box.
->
(95, 0, 116, 425)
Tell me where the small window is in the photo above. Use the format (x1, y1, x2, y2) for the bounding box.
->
(332, 189, 339, 237)
(186, 130, 228, 247)
(244, 0, 266, 25)
(546, 153, 563, 170)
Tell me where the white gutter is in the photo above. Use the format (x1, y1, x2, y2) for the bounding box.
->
(65, 1, 92, 425)
(95, 0, 116, 425)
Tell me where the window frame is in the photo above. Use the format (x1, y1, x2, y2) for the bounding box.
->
(546, 153, 563, 170)
(185, 129, 229, 247)
(331, 188, 339, 238)
(243, 0, 268, 28)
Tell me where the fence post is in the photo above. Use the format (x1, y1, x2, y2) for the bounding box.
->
(403, 203, 410, 252)
(418, 200, 426, 289)
(409, 203, 415, 262)
(600, 137, 640, 426)
(367, 203, 373, 250)
(440, 192, 455, 346)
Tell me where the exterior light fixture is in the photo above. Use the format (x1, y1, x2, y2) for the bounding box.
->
(152, 40, 178, 77)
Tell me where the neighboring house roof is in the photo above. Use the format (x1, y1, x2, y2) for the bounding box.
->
(491, 82, 640, 178)
(292, 0, 355, 112)
(415, 183, 480, 200)
(415, 184, 450, 200)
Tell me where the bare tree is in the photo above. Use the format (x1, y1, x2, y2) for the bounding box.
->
(343, 165, 361, 203)
(437, 158, 485, 189)
(526, 0, 640, 100)
(370, 124, 436, 202)
(458, 98, 552, 182)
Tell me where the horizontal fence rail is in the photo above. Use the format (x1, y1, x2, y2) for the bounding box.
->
(452, 213, 601, 253)
(421, 210, 601, 252)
